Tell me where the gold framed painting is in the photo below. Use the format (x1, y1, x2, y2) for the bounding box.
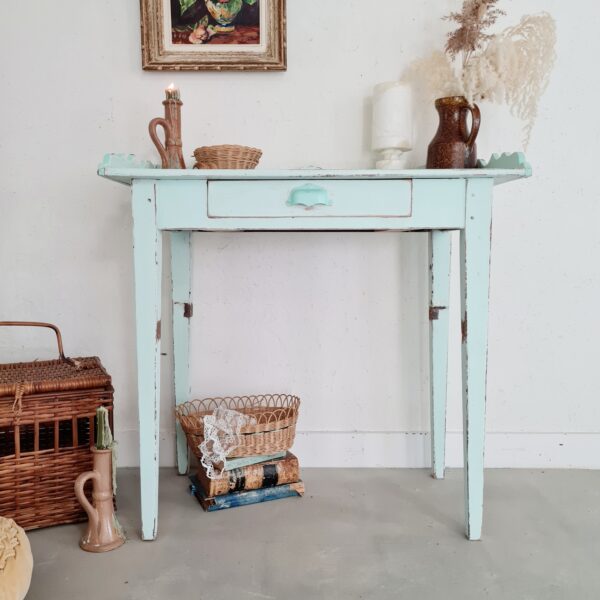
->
(141, 0, 286, 71)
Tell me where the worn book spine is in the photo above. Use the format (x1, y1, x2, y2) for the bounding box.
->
(224, 451, 286, 471)
(196, 452, 300, 497)
(189, 476, 304, 512)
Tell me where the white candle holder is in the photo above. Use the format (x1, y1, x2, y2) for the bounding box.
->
(375, 148, 410, 169)
(372, 81, 413, 169)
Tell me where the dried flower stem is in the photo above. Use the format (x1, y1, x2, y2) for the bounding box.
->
(444, 0, 505, 67)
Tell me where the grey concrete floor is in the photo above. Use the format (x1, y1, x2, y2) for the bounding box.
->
(27, 468, 600, 600)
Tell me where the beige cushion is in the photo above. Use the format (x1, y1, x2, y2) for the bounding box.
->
(0, 517, 33, 600)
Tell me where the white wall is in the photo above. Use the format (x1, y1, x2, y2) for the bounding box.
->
(1, 1, 599, 468)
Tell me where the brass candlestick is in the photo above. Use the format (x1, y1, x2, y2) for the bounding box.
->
(149, 85, 186, 169)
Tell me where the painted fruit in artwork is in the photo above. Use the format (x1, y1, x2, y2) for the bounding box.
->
(205, 0, 255, 33)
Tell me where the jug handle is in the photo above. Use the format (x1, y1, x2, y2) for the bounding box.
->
(75, 470, 100, 534)
(149, 117, 172, 168)
(464, 103, 481, 151)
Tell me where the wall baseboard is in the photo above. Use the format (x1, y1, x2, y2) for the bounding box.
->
(116, 429, 600, 469)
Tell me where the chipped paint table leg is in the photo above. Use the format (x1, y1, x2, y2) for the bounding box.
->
(460, 178, 493, 540)
(429, 230, 452, 480)
(132, 180, 163, 541)
(171, 231, 192, 475)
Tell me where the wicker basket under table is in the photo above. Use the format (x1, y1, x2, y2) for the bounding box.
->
(176, 394, 300, 460)
(0, 322, 114, 530)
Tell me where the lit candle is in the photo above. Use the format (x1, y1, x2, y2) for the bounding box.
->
(165, 83, 180, 101)
(372, 81, 413, 169)
(150, 84, 185, 168)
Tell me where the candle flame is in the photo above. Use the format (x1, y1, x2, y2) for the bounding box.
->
(167, 82, 176, 90)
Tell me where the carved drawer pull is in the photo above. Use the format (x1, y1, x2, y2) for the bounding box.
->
(287, 184, 332, 209)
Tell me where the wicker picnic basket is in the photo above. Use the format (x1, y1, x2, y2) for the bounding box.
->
(0, 322, 114, 530)
(175, 394, 299, 459)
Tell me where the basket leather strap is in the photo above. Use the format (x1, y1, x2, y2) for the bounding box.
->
(11, 382, 32, 420)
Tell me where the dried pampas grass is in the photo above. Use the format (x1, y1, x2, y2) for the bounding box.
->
(402, 5, 556, 148)
(402, 51, 463, 99)
(466, 13, 557, 146)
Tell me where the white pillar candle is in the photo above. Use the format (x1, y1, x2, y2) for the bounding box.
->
(372, 81, 412, 168)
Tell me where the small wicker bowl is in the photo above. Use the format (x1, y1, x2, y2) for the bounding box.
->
(175, 394, 300, 459)
(193, 145, 262, 169)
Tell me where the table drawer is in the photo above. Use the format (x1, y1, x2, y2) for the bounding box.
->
(207, 179, 412, 218)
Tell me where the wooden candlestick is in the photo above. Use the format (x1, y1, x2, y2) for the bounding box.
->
(149, 87, 186, 169)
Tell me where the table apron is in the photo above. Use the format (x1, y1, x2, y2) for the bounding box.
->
(153, 178, 467, 231)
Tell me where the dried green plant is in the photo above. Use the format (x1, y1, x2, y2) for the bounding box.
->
(95, 406, 113, 450)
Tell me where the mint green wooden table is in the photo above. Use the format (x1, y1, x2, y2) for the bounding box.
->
(98, 152, 530, 541)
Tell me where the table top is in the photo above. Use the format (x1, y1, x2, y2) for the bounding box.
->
(98, 152, 531, 187)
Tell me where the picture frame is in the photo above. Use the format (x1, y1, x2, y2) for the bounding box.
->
(140, 0, 286, 71)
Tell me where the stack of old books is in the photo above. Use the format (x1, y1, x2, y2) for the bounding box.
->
(189, 451, 304, 512)
(177, 394, 304, 512)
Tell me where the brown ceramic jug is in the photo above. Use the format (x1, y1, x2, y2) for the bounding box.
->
(426, 96, 481, 169)
(74, 448, 125, 552)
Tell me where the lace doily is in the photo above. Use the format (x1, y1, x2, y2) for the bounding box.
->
(199, 408, 256, 479)
(0, 518, 20, 572)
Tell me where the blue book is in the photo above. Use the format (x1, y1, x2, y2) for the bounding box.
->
(189, 474, 304, 512)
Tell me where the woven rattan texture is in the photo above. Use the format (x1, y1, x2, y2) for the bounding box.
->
(0, 356, 111, 397)
(192, 145, 262, 170)
(176, 394, 299, 459)
(0, 376, 114, 530)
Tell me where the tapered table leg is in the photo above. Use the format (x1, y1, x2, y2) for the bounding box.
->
(171, 231, 192, 475)
(460, 178, 494, 540)
(132, 180, 162, 541)
(429, 230, 452, 479)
